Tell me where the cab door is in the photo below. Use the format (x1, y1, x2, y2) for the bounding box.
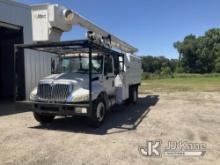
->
(103, 55, 115, 96)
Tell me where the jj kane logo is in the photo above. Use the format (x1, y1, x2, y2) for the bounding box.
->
(139, 140, 206, 157)
(139, 140, 161, 157)
(164, 141, 206, 157)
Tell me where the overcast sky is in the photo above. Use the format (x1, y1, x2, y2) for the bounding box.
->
(18, 0, 220, 58)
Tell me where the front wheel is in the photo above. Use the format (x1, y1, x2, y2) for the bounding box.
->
(88, 97, 106, 128)
(33, 112, 55, 124)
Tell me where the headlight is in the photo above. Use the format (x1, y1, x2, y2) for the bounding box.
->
(66, 88, 90, 102)
(30, 87, 38, 101)
(73, 94, 89, 102)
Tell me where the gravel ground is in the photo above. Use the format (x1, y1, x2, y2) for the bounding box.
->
(0, 92, 219, 165)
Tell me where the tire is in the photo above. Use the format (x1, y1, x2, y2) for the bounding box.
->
(33, 112, 55, 124)
(130, 86, 138, 104)
(88, 97, 106, 128)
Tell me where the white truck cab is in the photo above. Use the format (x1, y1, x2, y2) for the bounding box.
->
(27, 45, 142, 127)
(16, 3, 142, 127)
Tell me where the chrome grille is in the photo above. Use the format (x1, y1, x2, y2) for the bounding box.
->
(52, 84, 70, 101)
(38, 83, 72, 102)
(38, 84, 52, 100)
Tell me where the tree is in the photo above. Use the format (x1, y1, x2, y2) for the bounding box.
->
(174, 28, 220, 73)
(174, 34, 198, 73)
(141, 56, 177, 75)
(215, 57, 220, 72)
(161, 66, 172, 78)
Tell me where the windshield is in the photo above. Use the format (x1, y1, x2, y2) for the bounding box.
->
(56, 55, 103, 74)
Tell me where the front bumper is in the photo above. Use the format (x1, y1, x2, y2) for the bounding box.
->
(20, 101, 90, 116)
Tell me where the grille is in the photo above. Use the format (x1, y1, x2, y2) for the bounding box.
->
(38, 83, 72, 102)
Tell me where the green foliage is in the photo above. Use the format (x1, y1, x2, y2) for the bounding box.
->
(141, 72, 161, 80)
(140, 76, 220, 92)
(174, 28, 220, 73)
(173, 73, 220, 78)
(214, 57, 220, 72)
(175, 66, 184, 73)
(161, 66, 173, 78)
(141, 56, 178, 76)
(141, 28, 220, 77)
(142, 72, 150, 80)
(141, 72, 220, 80)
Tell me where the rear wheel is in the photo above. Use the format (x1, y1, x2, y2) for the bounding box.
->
(130, 86, 138, 104)
(88, 97, 106, 128)
(33, 112, 55, 124)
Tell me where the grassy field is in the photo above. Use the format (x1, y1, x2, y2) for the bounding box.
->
(140, 77, 220, 93)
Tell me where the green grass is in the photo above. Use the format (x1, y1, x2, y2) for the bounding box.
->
(140, 77, 220, 93)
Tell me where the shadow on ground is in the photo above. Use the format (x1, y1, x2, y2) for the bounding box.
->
(30, 95, 159, 135)
(0, 101, 29, 116)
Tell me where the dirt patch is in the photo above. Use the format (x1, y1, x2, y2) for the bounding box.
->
(0, 92, 219, 165)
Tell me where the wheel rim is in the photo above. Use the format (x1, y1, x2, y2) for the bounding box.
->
(133, 90, 137, 102)
(96, 102, 105, 122)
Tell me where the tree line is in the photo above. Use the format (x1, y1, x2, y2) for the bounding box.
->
(141, 56, 178, 77)
(141, 28, 220, 75)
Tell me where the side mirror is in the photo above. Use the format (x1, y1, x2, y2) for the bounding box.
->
(114, 69, 119, 75)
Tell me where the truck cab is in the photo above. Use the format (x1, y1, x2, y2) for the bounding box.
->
(16, 3, 142, 127)
(26, 41, 142, 127)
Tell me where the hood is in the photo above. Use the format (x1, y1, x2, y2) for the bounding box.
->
(39, 73, 100, 89)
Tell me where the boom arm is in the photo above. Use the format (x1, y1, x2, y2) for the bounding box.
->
(72, 13, 137, 53)
(31, 4, 138, 54)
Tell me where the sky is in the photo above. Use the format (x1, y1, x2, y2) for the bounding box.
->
(17, 0, 220, 59)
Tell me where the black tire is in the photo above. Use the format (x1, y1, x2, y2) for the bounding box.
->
(129, 86, 138, 104)
(33, 112, 55, 124)
(88, 97, 106, 128)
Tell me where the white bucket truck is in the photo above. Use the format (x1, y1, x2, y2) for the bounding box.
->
(16, 4, 142, 127)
